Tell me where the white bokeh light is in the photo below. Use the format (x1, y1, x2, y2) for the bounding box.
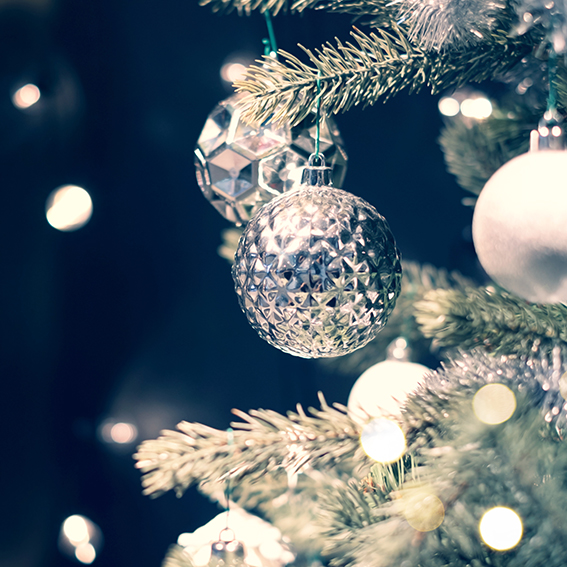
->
(460, 97, 492, 120)
(12, 83, 41, 109)
(75, 542, 97, 564)
(479, 507, 523, 551)
(348, 359, 429, 423)
(360, 417, 406, 463)
(438, 96, 460, 117)
(46, 185, 93, 231)
(473, 384, 516, 424)
(59, 514, 103, 563)
(63, 515, 90, 544)
(221, 62, 248, 83)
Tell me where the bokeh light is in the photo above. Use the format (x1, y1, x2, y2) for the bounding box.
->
(99, 419, 138, 445)
(12, 83, 41, 109)
(59, 514, 103, 564)
(460, 97, 492, 120)
(479, 506, 523, 551)
(46, 185, 93, 231)
(473, 383, 516, 425)
(438, 96, 460, 117)
(559, 371, 567, 400)
(221, 62, 247, 83)
(63, 515, 90, 544)
(75, 542, 97, 564)
(360, 418, 406, 463)
(399, 487, 445, 532)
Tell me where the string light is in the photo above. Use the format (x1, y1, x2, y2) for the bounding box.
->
(46, 185, 93, 231)
(12, 84, 41, 109)
(473, 384, 516, 424)
(360, 418, 406, 463)
(479, 507, 523, 551)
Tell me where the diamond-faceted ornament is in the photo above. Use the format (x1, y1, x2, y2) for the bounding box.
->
(232, 179, 402, 358)
(195, 93, 347, 225)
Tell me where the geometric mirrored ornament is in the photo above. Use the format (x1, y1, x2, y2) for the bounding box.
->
(195, 93, 348, 225)
(232, 175, 402, 358)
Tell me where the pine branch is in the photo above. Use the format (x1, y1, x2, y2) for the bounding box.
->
(414, 286, 567, 355)
(439, 111, 533, 196)
(198, 0, 400, 21)
(134, 393, 364, 498)
(235, 25, 536, 126)
(163, 546, 195, 567)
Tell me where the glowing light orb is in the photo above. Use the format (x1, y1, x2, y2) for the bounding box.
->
(438, 96, 460, 117)
(473, 384, 516, 424)
(348, 359, 429, 423)
(479, 507, 523, 551)
(75, 542, 96, 564)
(461, 97, 492, 120)
(12, 83, 41, 109)
(360, 418, 406, 463)
(59, 514, 102, 563)
(46, 185, 93, 231)
(221, 62, 248, 83)
(63, 515, 90, 544)
(400, 487, 445, 532)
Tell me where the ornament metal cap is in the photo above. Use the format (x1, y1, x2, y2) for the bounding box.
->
(301, 153, 333, 187)
(530, 109, 565, 151)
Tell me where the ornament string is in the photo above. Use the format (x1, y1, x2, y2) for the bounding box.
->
(547, 46, 558, 114)
(263, 9, 278, 58)
(314, 70, 323, 165)
(224, 428, 234, 533)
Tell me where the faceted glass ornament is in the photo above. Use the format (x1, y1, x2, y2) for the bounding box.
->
(232, 185, 402, 358)
(209, 539, 247, 567)
(195, 93, 348, 225)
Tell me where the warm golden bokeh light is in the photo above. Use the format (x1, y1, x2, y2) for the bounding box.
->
(360, 418, 406, 463)
(460, 97, 493, 120)
(438, 96, 460, 117)
(63, 515, 90, 544)
(75, 542, 96, 564)
(473, 383, 516, 425)
(399, 487, 445, 532)
(12, 84, 41, 109)
(221, 62, 247, 83)
(46, 185, 93, 231)
(479, 507, 523, 551)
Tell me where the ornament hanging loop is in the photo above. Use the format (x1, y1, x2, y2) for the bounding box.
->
(301, 153, 332, 187)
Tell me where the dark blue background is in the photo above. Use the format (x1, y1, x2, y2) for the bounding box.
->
(0, 1, 474, 565)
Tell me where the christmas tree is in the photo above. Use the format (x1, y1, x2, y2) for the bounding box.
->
(134, 1, 567, 566)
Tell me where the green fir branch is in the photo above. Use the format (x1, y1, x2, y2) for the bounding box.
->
(134, 394, 364, 499)
(414, 286, 567, 355)
(163, 545, 195, 567)
(439, 111, 533, 196)
(198, 0, 400, 20)
(235, 25, 536, 126)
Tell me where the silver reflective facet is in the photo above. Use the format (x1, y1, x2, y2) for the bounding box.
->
(232, 185, 402, 358)
(195, 94, 348, 225)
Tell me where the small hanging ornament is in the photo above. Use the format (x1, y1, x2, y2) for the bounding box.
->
(194, 93, 348, 225)
(472, 110, 567, 304)
(347, 337, 430, 423)
(208, 530, 246, 567)
(232, 154, 402, 358)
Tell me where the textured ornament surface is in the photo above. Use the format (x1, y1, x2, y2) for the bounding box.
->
(232, 186, 402, 358)
(195, 93, 348, 225)
(472, 150, 567, 304)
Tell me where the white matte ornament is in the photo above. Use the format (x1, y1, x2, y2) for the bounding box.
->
(348, 360, 429, 423)
(472, 150, 567, 304)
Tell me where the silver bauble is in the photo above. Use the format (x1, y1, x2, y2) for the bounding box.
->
(232, 184, 402, 358)
(194, 94, 347, 225)
(472, 150, 567, 304)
